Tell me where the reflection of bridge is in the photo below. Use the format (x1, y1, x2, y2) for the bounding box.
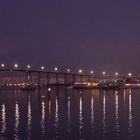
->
(0, 67, 138, 89)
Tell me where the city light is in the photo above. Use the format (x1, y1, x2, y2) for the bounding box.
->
(128, 73, 132, 77)
(27, 65, 30, 69)
(1, 64, 5, 67)
(79, 69, 82, 74)
(41, 66, 45, 70)
(90, 71, 94, 74)
(103, 72, 106, 75)
(48, 88, 51, 92)
(67, 69, 70, 72)
(115, 72, 118, 76)
(55, 67, 58, 71)
(14, 64, 18, 68)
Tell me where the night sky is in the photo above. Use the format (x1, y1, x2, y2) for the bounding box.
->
(1, 0, 140, 74)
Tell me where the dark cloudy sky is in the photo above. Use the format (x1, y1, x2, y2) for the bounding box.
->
(0, 0, 140, 74)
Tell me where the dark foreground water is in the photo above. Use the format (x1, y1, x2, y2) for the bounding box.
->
(0, 88, 140, 140)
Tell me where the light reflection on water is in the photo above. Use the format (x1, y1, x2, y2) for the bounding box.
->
(27, 96, 32, 140)
(67, 96, 71, 134)
(0, 88, 140, 139)
(1, 104, 6, 139)
(14, 102, 20, 140)
(115, 91, 120, 137)
(79, 96, 83, 139)
(41, 99, 45, 137)
(128, 90, 133, 137)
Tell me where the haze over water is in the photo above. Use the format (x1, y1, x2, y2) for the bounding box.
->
(0, 88, 140, 140)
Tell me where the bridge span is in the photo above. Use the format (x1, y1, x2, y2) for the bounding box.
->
(0, 65, 139, 90)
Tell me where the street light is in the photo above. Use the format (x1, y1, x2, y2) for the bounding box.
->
(67, 69, 70, 72)
(14, 64, 18, 68)
(27, 65, 30, 69)
(41, 66, 45, 70)
(48, 87, 51, 92)
(54, 67, 58, 71)
(90, 70, 94, 74)
(1, 64, 5, 68)
(79, 69, 82, 74)
(115, 72, 118, 76)
(128, 73, 132, 77)
(103, 72, 106, 75)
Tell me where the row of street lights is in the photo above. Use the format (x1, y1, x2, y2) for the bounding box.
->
(0, 63, 132, 77)
(102, 71, 132, 77)
(0, 64, 92, 74)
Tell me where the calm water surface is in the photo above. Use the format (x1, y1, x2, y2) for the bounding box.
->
(0, 88, 140, 140)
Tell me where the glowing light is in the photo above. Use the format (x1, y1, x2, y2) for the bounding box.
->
(14, 64, 18, 68)
(128, 73, 132, 77)
(79, 69, 82, 74)
(115, 72, 118, 76)
(87, 83, 91, 86)
(41, 66, 45, 70)
(67, 69, 70, 72)
(1, 64, 5, 67)
(48, 88, 51, 92)
(103, 72, 106, 75)
(54, 67, 58, 71)
(125, 83, 140, 86)
(90, 71, 94, 74)
(27, 65, 31, 69)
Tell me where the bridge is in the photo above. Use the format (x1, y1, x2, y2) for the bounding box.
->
(0, 64, 138, 89)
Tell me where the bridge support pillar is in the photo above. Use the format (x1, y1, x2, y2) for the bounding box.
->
(55, 73, 59, 84)
(26, 72, 32, 85)
(88, 75, 91, 83)
(64, 74, 68, 85)
(47, 73, 50, 85)
(72, 74, 76, 84)
(80, 75, 83, 83)
(37, 72, 41, 89)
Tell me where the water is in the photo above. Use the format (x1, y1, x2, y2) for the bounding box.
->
(0, 88, 140, 140)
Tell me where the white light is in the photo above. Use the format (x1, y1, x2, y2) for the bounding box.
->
(90, 71, 94, 74)
(115, 72, 118, 76)
(27, 65, 31, 69)
(128, 73, 132, 77)
(54, 67, 58, 71)
(48, 88, 51, 92)
(41, 66, 45, 70)
(67, 69, 70, 72)
(1, 64, 5, 67)
(103, 72, 106, 75)
(14, 64, 18, 68)
(79, 69, 82, 73)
